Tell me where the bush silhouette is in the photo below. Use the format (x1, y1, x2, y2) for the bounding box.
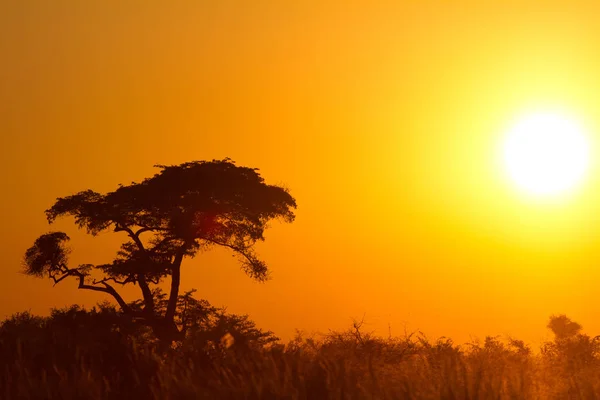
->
(3, 310, 600, 398)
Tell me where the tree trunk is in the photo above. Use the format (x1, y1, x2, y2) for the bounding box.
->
(165, 250, 185, 322)
(137, 276, 155, 313)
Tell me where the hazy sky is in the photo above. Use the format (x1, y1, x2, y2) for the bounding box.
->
(3, 1, 600, 345)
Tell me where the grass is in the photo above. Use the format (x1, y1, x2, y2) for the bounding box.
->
(2, 315, 600, 399)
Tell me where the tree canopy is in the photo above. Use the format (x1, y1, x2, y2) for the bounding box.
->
(23, 159, 296, 342)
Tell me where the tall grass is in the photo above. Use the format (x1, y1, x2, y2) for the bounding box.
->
(2, 314, 600, 399)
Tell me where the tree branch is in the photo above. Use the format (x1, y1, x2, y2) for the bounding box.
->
(50, 271, 73, 286)
(49, 263, 132, 314)
(199, 236, 256, 266)
(165, 245, 187, 322)
(92, 276, 134, 286)
(114, 223, 155, 313)
(114, 224, 148, 254)
(134, 226, 154, 237)
(76, 272, 131, 313)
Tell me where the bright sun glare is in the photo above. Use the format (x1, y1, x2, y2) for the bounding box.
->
(502, 112, 591, 198)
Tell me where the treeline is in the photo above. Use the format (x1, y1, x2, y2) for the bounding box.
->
(2, 305, 600, 399)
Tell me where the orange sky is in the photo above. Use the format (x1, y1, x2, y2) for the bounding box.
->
(3, 1, 600, 346)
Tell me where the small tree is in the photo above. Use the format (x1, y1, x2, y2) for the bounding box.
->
(542, 315, 600, 373)
(23, 159, 296, 343)
(547, 314, 582, 340)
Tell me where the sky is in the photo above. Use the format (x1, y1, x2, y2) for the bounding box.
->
(2, 0, 600, 346)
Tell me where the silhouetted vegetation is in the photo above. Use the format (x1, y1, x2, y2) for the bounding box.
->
(2, 309, 600, 399)
(23, 159, 296, 345)
(14, 159, 600, 398)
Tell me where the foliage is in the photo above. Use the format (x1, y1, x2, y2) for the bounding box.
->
(22, 159, 296, 343)
(3, 312, 600, 399)
(0, 299, 277, 399)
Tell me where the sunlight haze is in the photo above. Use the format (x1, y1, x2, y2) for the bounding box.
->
(3, 0, 600, 348)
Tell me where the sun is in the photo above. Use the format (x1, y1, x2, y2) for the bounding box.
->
(502, 112, 590, 198)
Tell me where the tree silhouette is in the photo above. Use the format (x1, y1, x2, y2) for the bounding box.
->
(23, 159, 296, 343)
(547, 314, 582, 340)
(543, 314, 600, 372)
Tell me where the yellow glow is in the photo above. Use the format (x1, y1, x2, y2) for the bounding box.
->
(6, 0, 600, 348)
(502, 112, 590, 198)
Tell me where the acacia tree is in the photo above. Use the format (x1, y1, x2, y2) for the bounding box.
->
(23, 159, 296, 343)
